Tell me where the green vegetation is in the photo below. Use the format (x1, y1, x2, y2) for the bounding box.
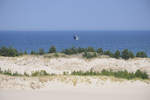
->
(0, 46, 148, 59)
(0, 46, 19, 57)
(0, 68, 149, 80)
(71, 69, 149, 80)
(97, 48, 103, 54)
(49, 45, 56, 53)
(87, 46, 95, 52)
(121, 49, 135, 60)
(114, 50, 120, 59)
(53, 53, 59, 57)
(24, 50, 27, 55)
(31, 70, 49, 76)
(136, 51, 147, 58)
(103, 50, 114, 57)
(38, 48, 45, 55)
(82, 52, 97, 59)
(0, 68, 22, 76)
(30, 50, 37, 55)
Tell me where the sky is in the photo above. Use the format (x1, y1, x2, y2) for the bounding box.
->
(0, 0, 150, 31)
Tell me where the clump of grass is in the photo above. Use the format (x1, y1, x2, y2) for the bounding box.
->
(31, 70, 49, 76)
(24, 72, 29, 77)
(0, 68, 22, 76)
(53, 53, 59, 57)
(71, 69, 149, 80)
(82, 52, 97, 59)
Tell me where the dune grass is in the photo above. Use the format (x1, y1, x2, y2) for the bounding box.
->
(70, 69, 149, 80)
(0, 68, 149, 80)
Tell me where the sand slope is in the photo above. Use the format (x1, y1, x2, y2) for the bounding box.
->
(0, 55, 150, 75)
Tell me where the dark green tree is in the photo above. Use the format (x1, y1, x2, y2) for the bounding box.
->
(128, 51, 135, 58)
(0, 46, 19, 57)
(87, 47, 95, 52)
(121, 49, 130, 60)
(114, 50, 120, 59)
(39, 48, 45, 55)
(30, 50, 36, 55)
(136, 51, 147, 58)
(49, 45, 56, 53)
(104, 50, 114, 57)
(24, 50, 27, 55)
(97, 48, 103, 54)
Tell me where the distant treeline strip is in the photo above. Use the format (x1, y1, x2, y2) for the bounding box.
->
(0, 46, 148, 60)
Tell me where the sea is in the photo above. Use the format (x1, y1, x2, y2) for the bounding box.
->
(0, 31, 150, 56)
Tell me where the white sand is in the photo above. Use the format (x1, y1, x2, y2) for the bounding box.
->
(0, 75, 150, 100)
(0, 87, 150, 100)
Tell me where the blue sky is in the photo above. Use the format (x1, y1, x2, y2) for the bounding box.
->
(0, 0, 150, 31)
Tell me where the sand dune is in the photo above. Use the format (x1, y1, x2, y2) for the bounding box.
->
(0, 55, 150, 100)
(0, 55, 150, 75)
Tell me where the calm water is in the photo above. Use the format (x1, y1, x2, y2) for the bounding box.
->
(0, 31, 150, 56)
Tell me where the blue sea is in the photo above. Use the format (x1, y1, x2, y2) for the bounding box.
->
(0, 31, 150, 56)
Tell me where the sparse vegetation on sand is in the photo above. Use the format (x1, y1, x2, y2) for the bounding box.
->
(70, 69, 149, 80)
(0, 68, 148, 80)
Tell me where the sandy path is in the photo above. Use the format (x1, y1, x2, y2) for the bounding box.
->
(0, 87, 150, 100)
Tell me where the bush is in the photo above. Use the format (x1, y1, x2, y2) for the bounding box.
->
(49, 45, 56, 53)
(128, 51, 135, 58)
(121, 49, 130, 60)
(82, 52, 97, 59)
(121, 49, 135, 60)
(0, 46, 19, 57)
(38, 48, 45, 55)
(24, 50, 27, 55)
(54, 53, 59, 57)
(87, 47, 95, 52)
(135, 70, 148, 79)
(77, 47, 85, 53)
(97, 48, 103, 54)
(71, 69, 149, 80)
(114, 50, 120, 59)
(31, 70, 49, 76)
(30, 50, 37, 55)
(104, 50, 114, 57)
(136, 51, 147, 58)
(62, 47, 78, 55)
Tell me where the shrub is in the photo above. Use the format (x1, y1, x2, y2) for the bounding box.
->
(38, 48, 45, 55)
(136, 51, 147, 58)
(104, 50, 114, 57)
(49, 45, 56, 53)
(128, 51, 135, 58)
(82, 52, 97, 59)
(87, 47, 95, 52)
(0, 46, 19, 57)
(97, 48, 103, 54)
(31, 70, 49, 76)
(121, 49, 130, 60)
(54, 53, 59, 57)
(30, 50, 37, 55)
(77, 47, 85, 53)
(135, 70, 148, 79)
(71, 69, 149, 80)
(62, 47, 78, 55)
(121, 49, 135, 60)
(24, 50, 27, 55)
(114, 50, 120, 59)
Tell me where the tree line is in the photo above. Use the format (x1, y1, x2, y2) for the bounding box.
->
(0, 46, 148, 60)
